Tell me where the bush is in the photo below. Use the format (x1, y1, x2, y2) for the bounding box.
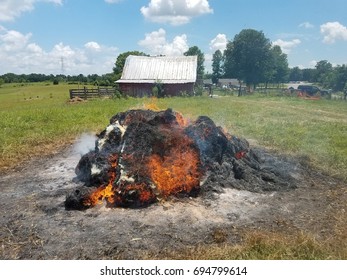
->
(194, 86, 203, 96)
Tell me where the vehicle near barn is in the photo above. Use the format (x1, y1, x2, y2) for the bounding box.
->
(297, 84, 330, 97)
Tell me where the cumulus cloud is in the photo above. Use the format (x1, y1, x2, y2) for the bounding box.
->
(0, 0, 62, 22)
(209, 33, 227, 52)
(272, 38, 301, 54)
(84, 41, 101, 52)
(320, 21, 347, 44)
(140, 0, 213, 25)
(0, 27, 118, 74)
(0, 29, 32, 51)
(299, 22, 314, 29)
(138, 28, 189, 56)
(26, 42, 43, 53)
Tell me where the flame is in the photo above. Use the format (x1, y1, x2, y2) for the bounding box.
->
(83, 183, 115, 206)
(147, 134, 201, 197)
(144, 97, 160, 111)
(174, 111, 190, 127)
(80, 110, 203, 208)
(117, 182, 156, 204)
(82, 154, 118, 207)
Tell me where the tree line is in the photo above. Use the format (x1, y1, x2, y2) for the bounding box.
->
(1, 28, 346, 93)
(289, 61, 347, 92)
(0, 72, 116, 87)
(211, 29, 347, 93)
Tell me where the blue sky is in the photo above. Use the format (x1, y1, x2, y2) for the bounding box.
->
(1, 0, 347, 75)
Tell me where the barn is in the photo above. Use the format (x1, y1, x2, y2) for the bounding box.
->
(116, 55, 198, 97)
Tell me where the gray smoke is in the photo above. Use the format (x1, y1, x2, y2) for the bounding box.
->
(73, 133, 97, 156)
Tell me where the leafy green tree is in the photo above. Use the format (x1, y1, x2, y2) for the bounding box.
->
(315, 60, 333, 85)
(211, 49, 223, 84)
(223, 41, 235, 78)
(2, 73, 18, 83)
(302, 68, 316, 82)
(270, 45, 289, 86)
(53, 78, 59, 85)
(330, 64, 347, 91)
(223, 41, 244, 95)
(113, 51, 147, 80)
(223, 29, 273, 90)
(0, 78, 4, 87)
(289, 67, 303, 81)
(184, 46, 205, 81)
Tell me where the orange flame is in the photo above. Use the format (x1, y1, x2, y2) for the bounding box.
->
(174, 111, 190, 127)
(147, 135, 201, 197)
(144, 97, 160, 111)
(82, 154, 118, 207)
(81, 111, 204, 208)
(83, 183, 115, 206)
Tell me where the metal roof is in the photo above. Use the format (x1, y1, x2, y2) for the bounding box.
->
(117, 55, 197, 84)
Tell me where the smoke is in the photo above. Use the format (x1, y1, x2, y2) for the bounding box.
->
(73, 133, 97, 156)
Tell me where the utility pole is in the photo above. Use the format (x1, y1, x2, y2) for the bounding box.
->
(61, 57, 65, 74)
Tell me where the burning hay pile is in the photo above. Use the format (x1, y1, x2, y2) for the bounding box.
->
(65, 109, 296, 210)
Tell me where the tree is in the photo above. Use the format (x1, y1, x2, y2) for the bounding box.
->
(315, 60, 333, 86)
(329, 64, 347, 91)
(223, 41, 244, 96)
(223, 41, 235, 78)
(289, 67, 303, 81)
(302, 68, 316, 82)
(211, 50, 223, 84)
(113, 51, 147, 80)
(223, 29, 273, 90)
(270, 45, 289, 86)
(184, 46, 205, 81)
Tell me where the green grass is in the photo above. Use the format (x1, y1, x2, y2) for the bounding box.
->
(1, 83, 347, 181)
(154, 94, 347, 181)
(1, 83, 347, 259)
(0, 83, 139, 168)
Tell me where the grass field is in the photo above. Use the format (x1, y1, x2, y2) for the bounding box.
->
(1, 83, 346, 181)
(1, 82, 346, 259)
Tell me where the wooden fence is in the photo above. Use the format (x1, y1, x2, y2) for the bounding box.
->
(69, 87, 114, 99)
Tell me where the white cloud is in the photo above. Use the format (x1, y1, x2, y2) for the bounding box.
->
(0, 0, 62, 22)
(140, 0, 213, 25)
(0, 28, 118, 75)
(84, 41, 101, 52)
(299, 22, 314, 29)
(272, 38, 301, 54)
(0, 29, 32, 51)
(138, 28, 189, 56)
(26, 42, 43, 53)
(320, 21, 347, 44)
(209, 33, 227, 52)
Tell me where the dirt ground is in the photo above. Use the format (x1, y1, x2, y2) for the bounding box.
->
(0, 139, 346, 259)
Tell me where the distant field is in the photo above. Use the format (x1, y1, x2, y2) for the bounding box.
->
(0, 82, 346, 181)
(1, 82, 347, 260)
